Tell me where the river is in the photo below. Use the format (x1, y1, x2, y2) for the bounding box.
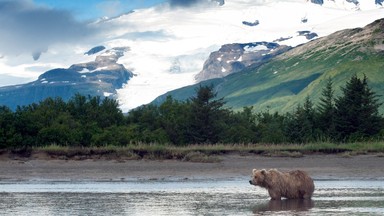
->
(1, 179, 383, 215)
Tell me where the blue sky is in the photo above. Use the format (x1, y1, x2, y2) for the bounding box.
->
(33, 0, 166, 20)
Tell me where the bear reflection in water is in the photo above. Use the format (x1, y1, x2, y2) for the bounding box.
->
(252, 199, 315, 213)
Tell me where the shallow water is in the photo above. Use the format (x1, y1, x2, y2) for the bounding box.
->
(0, 179, 383, 215)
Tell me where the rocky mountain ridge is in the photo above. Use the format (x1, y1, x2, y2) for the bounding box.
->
(195, 42, 291, 82)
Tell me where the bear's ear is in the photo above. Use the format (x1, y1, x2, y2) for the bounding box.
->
(261, 169, 267, 175)
(252, 169, 258, 174)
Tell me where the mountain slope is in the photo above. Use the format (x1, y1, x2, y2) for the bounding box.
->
(153, 18, 384, 113)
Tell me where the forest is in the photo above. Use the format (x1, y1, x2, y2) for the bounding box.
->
(0, 74, 383, 150)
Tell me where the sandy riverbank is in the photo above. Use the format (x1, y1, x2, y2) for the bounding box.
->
(0, 154, 383, 182)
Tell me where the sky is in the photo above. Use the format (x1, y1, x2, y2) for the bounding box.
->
(33, 0, 166, 21)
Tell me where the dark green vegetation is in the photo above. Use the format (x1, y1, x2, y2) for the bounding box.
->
(1, 75, 383, 161)
(154, 18, 384, 113)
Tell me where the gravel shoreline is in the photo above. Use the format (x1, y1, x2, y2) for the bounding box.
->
(1, 154, 383, 182)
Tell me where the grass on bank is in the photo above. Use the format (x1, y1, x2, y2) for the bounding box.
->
(5, 141, 383, 162)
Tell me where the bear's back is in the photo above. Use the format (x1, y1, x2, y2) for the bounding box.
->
(287, 170, 315, 196)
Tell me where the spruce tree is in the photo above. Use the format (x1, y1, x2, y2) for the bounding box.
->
(286, 97, 315, 143)
(187, 85, 226, 144)
(317, 78, 336, 140)
(334, 74, 383, 141)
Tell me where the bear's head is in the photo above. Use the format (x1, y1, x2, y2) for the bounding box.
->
(249, 169, 267, 187)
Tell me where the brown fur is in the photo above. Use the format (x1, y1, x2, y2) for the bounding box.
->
(249, 169, 315, 200)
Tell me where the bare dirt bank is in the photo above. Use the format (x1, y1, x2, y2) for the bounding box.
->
(1, 154, 383, 182)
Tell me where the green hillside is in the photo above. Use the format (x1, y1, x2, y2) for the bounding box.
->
(154, 18, 384, 113)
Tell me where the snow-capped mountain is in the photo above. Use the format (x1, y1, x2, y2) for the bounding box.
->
(195, 42, 292, 82)
(0, 0, 383, 111)
(0, 47, 133, 110)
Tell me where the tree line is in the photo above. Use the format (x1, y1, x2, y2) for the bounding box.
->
(0, 74, 383, 149)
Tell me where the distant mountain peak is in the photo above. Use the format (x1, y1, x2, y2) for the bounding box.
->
(0, 47, 133, 110)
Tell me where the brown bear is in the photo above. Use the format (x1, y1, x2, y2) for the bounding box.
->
(249, 169, 314, 200)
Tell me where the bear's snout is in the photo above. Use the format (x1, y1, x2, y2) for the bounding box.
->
(249, 180, 253, 185)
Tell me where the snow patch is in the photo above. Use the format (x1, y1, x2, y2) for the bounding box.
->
(104, 92, 113, 97)
(79, 68, 90, 73)
(244, 45, 268, 53)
